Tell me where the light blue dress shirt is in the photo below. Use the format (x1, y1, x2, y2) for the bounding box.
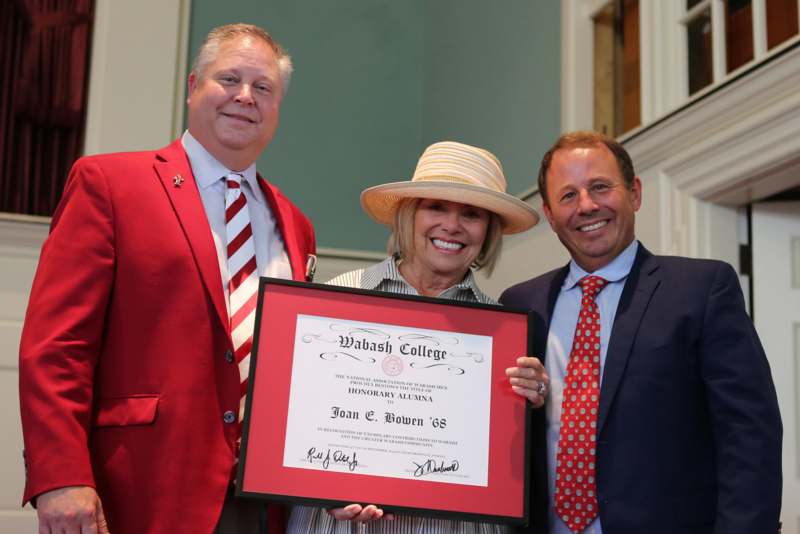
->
(545, 240, 638, 534)
(181, 131, 291, 313)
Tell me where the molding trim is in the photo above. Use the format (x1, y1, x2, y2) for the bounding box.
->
(0, 213, 50, 225)
(317, 247, 385, 261)
(518, 185, 539, 202)
(0, 219, 48, 258)
(625, 45, 800, 205)
(0, 219, 387, 262)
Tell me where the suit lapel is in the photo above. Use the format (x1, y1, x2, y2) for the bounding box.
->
(597, 246, 661, 434)
(530, 266, 568, 534)
(257, 176, 304, 281)
(154, 140, 229, 333)
(545, 268, 568, 321)
(542, 267, 569, 354)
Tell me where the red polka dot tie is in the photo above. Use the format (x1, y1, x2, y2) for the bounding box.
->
(555, 275, 607, 533)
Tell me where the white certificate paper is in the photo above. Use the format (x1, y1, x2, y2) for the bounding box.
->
(283, 314, 493, 486)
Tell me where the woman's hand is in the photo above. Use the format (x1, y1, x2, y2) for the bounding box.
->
(328, 504, 395, 522)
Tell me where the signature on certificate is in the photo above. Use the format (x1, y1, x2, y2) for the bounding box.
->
(412, 458, 460, 477)
(306, 447, 359, 472)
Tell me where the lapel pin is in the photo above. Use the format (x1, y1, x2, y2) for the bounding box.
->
(173, 174, 184, 188)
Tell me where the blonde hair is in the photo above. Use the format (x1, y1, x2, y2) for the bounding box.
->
(192, 23, 293, 94)
(387, 198, 504, 276)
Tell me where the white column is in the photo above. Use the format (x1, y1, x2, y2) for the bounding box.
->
(83, 0, 191, 155)
(711, 0, 727, 82)
(752, 0, 767, 58)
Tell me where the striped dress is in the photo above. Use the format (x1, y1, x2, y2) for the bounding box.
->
(287, 257, 511, 534)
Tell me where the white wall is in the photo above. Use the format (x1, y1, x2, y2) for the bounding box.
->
(83, 0, 190, 155)
(475, 194, 569, 300)
(0, 218, 48, 530)
(1, 0, 191, 530)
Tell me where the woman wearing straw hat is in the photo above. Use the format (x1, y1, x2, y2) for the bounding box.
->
(287, 141, 540, 534)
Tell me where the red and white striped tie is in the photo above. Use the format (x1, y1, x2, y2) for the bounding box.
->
(225, 174, 259, 424)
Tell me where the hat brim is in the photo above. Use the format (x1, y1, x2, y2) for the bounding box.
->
(360, 180, 539, 234)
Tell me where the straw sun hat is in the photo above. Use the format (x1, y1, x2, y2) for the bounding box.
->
(360, 141, 539, 234)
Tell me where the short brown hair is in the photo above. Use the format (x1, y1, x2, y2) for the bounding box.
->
(387, 198, 504, 276)
(192, 23, 293, 94)
(538, 131, 635, 207)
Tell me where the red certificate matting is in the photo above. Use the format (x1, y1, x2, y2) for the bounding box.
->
(238, 278, 532, 525)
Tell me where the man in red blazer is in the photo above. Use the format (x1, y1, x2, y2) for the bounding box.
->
(19, 23, 315, 534)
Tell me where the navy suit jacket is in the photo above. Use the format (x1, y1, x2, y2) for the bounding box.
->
(501, 245, 782, 534)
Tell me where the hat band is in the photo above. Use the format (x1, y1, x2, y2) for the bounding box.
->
(410, 173, 503, 192)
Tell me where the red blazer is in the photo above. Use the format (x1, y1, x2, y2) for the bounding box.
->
(19, 140, 315, 533)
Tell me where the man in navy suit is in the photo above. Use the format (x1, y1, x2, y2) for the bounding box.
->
(502, 131, 782, 534)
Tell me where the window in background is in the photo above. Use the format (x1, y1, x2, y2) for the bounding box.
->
(726, 0, 754, 72)
(593, 0, 641, 137)
(564, 0, 800, 136)
(766, 0, 799, 49)
(685, 2, 714, 94)
(683, 0, 800, 97)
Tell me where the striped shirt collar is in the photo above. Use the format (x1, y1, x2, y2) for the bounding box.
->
(360, 256, 494, 304)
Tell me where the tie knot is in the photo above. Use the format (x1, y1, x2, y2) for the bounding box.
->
(579, 275, 607, 299)
(225, 173, 243, 189)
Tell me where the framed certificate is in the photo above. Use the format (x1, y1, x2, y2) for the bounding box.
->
(238, 278, 532, 525)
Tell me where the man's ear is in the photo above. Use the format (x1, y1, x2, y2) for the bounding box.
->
(542, 203, 556, 229)
(630, 176, 643, 212)
(186, 72, 198, 104)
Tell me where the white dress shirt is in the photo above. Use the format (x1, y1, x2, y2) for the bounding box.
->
(182, 131, 292, 313)
(545, 240, 638, 534)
